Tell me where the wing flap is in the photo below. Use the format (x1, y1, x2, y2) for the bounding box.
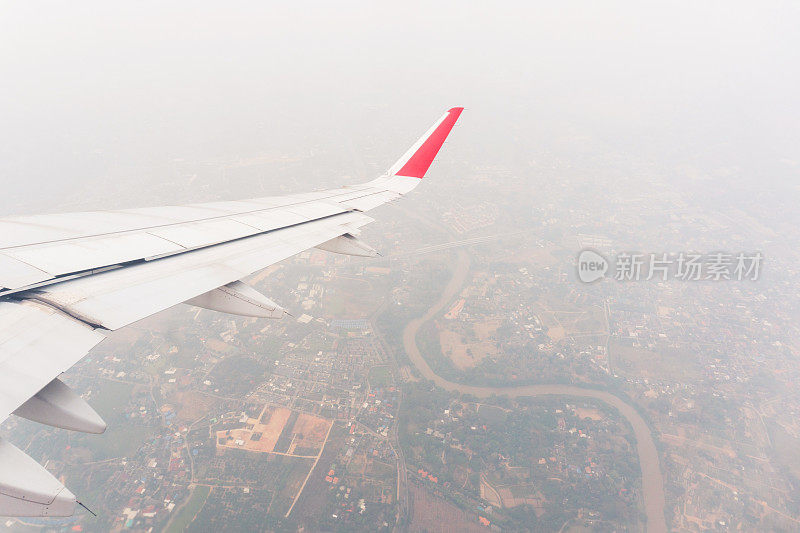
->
(0, 438, 76, 516)
(0, 254, 52, 289)
(0, 200, 353, 292)
(3, 232, 183, 277)
(31, 212, 373, 331)
(0, 301, 105, 425)
(146, 218, 260, 249)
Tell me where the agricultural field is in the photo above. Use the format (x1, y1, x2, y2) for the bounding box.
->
(216, 405, 330, 457)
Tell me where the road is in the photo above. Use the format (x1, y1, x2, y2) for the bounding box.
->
(370, 299, 411, 527)
(401, 248, 668, 533)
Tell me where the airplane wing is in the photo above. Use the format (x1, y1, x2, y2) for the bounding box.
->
(0, 107, 464, 517)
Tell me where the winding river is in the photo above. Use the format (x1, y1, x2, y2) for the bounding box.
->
(401, 249, 667, 532)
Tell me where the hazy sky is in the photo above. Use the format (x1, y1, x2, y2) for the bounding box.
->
(1, 1, 798, 212)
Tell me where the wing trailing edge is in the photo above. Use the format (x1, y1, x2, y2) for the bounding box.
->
(185, 280, 287, 319)
(0, 438, 77, 517)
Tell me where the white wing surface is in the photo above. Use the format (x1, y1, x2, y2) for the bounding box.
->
(0, 107, 464, 517)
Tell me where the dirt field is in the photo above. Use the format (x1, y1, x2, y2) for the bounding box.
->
(474, 318, 502, 341)
(410, 484, 487, 533)
(547, 325, 566, 341)
(205, 338, 235, 354)
(288, 413, 332, 455)
(439, 319, 502, 369)
(535, 298, 606, 342)
(440, 329, 474, 368)
(496, 486, 545, 513)
(479, 476, 501, 507)
(444, 299, 465, 319)
(217, 406, 292, 453)
(440, 329, 499, 369)
(167, 390, 217, 422)
(610, 342, 701, 381)
(322, 276, 380, 318)
(575, 407, 605, 421)
(216, 406, 331, 456)
(556, 308, 606, 335)
(661, 433, 737, 459)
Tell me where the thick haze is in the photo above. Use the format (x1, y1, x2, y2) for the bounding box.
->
(3, 5, 800, 529)
(1, 1, 798, 214)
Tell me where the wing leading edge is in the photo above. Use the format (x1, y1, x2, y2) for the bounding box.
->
(0, 107, 464, 517)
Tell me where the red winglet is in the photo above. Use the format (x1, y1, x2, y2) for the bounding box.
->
(394, 107, 464, 178)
